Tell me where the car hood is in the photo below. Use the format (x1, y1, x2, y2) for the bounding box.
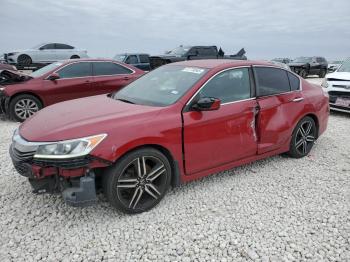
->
(0, 69, 33, 85)
(20, 95, 164, 142)
(326, 72, 350, 81)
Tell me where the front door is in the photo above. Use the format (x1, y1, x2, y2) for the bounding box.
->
(253, 66, 306, 154)
(43, 62, 93, 105)
(183, 67, 258, 175)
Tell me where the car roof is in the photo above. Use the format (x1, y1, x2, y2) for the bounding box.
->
(115, 53, 149, 56)
(170, 59, 275, 69)
(59, 58, 122, 63)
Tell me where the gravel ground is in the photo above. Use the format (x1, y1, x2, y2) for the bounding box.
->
(0, 78, 349, 262)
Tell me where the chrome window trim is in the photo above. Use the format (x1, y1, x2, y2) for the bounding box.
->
(185, 66, 252, 106)
(46, 60, 135, 80)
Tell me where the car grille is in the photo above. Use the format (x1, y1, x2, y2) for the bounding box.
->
(9, 145, 36, 177)
(332, 84, 350, 89)
(11, 147, 36, 162)
(328, 91, 350, 103)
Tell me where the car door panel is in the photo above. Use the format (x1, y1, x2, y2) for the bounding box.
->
(92, 75, 134, 94)
(183, 99, 258, 174)
(257, 92, 304, 154)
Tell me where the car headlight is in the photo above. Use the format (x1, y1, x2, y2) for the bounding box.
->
(321, 78, 328, 88)
(34, 134, 107, 159)
(0, 87, 4, 91)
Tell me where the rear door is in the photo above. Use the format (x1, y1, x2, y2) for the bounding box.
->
(43, 62, 93, 105)
(254, 66, 305, 154)
(92, 61, 136, 94)
(183, 67, 258, 175)
(55, 43, 74, 60)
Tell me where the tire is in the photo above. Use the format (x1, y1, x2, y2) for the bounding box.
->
(319, 69, 326, 78)
(9, 94, 42, 122)
(299, 69, 307, 78)
(287, 116, 317, 158)
(17, 54, 32, 66)
(102, 147, 172, 214)
(70, 55, 80, 59)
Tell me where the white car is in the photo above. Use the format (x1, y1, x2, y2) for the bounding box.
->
(4, 43, 88, 66)
(322, 58, 350, 113)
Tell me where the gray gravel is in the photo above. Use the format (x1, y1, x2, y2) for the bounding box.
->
(0, 79, 349, 261)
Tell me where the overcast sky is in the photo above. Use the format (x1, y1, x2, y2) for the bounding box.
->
(1, 0, 349, 60)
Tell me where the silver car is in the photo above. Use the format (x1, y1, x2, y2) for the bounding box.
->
(4, 43, 88, 66)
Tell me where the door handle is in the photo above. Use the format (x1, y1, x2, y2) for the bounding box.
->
(292, 97, 304, 102)
(123, 76, 130, 80)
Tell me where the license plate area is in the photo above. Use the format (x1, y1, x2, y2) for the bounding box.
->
(335, 97, 350, 107)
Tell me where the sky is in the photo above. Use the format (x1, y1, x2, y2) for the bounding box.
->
(1, 0, 349, 60)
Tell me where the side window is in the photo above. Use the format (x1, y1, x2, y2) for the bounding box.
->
(139, 55, 150, 63)
(55, 44, 74, 49)
(57, 62, 91, 78)
(93, 62, 132, 76)
(254, 67, 290, 96)
(199, 68, 251, 103)
(125, 55, 139, 64)
(40, 44, 55, 50)
(287, 72, 300, 91)
(316, 57, 323, 63)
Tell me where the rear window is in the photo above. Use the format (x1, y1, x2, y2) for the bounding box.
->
(254, 67, 290, 96)
(287, 72, 300, 91)
(139, 55, 150, 63)
(93, 62, 132, 76)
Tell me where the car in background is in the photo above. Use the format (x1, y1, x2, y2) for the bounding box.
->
(4, 43, 89, 66)
(9, 60, 329, 213)
(289, 56, 328, 78)
(0, 59, 144, 121)
(272, 58, 291, 64)
(269, 60, 291, 71)
(114, 53, 151, 71)
(328, 60, 343, 73)
(322, 58, 350, 113)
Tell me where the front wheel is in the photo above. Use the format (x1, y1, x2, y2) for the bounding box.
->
(9, 94, 42, 122)
(287, 116, 317, 158)
(103, 148, 172, 214)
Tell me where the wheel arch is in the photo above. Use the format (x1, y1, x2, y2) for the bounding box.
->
(113, 144, 182, 188)
(9, 92, 45, 107)
(295, 113, 320, 139)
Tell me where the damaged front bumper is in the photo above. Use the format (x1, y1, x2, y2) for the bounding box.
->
(9, 143, 111, 206)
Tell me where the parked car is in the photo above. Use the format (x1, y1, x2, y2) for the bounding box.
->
(149, 45, 247, 69)
(114, 53, 151, 71)
(9, 59, 329, 213)
(271, 58, 291, 64)
(289, 56, 328, 78)
(322, 58, 350, 113)
(328, 60, 343, 73)
(0, 59, 144, 121)
(3, 43, 89, 66)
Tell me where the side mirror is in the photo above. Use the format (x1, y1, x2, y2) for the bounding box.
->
(192, 97, 221, 111)
(47, 72, 60, 81)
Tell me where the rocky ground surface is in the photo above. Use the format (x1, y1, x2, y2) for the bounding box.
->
(0, 78, 349, 261)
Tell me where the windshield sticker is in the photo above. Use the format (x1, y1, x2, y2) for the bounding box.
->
(171, 90, 179, 95)
(182, 67, 205, 74)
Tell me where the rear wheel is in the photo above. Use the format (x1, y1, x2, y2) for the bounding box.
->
(299, 69, 307, 78)
(17, 54, 32, 66)
(319, 69, 326, 78)
(288, 116, 317, 158)
(9, 94, 42, 122)
(103, 148, 172, 214)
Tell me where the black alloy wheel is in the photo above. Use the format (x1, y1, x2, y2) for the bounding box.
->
(17, 54, 32, 66)
(288, 116, 317, 158)
(103, 148, 171, 213)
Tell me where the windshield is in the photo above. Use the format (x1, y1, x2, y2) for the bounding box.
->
(30, 62, 63, 78)
(113, 65, 208, 106)
(168, 46, 191, 56)
(337, 59, 350, 72)
(114, 55, 126, 62)
(293, 57, 312, 63)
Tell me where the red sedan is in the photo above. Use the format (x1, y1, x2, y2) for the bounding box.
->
(0, 58, 144, 121)
(10, 60, 329, 213)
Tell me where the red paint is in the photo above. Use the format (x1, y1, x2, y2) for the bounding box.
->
(3, 58, 144, 107)
(19, 60, 329, 184)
